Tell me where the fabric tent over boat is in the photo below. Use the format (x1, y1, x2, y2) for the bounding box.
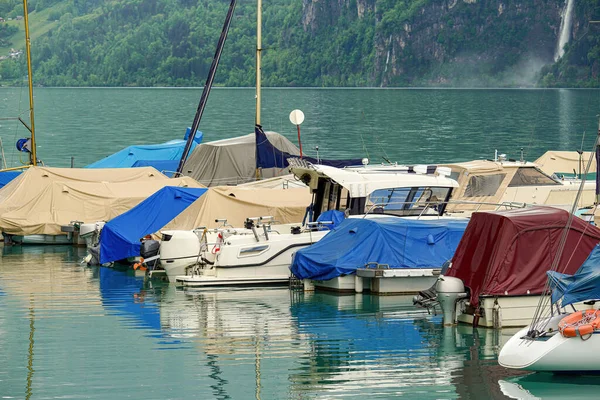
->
(446, 206, 600, 307)
(534, 150, 596, 176)
(255, 125, 363, 169)
(548, 244, 600, 306)
(181, 131, 300, 186)
(291, 217, 469, 281)
(0, 171, 20, 189)
(86, 130, 203, 169)
(160, 186, 312, 231)
(100, 186, 208, 264)
(0, 166, 202, 235)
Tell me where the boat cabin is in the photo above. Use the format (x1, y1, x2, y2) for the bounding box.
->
(441, 159, 584, 213)
(290, 161, 459, 221)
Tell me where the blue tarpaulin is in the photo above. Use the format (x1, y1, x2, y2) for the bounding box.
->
(291, 217, 469, 281)
(86, 129, 203, 169)
(131, 160, 179, 177)
(548, 244, 600, 306)
(255, 125, 363, 169)
(0, 171, 20, 189)
(100, 186, 207, 264)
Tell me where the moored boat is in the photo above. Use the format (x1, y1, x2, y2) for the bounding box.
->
(498, 243, 600, 372)
(430, 206, 600, 328)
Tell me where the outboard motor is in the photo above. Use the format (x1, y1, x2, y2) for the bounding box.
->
(435, 276, 468, 326)
(413, 260, 453, 311)
(140, 239, 160, 270)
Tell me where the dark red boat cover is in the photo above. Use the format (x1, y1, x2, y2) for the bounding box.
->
(446, 206, 600, 307)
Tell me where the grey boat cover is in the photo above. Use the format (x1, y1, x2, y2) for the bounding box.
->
(181, 131, 300, 186)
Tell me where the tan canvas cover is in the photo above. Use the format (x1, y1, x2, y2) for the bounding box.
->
(534, 151, 596, 176)
(545, 189, 596, 209)
(181, 131, 300, 186)
(0, 166, 202, 235)
(238, 174, 307, 189)
(162, 186, 312, 231)
(0, 166, 168, 214)
(442, 160, 519, 211)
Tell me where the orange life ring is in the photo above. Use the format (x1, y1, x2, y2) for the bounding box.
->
(558, 309, 600, 339)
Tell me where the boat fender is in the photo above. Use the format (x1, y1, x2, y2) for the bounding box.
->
(211, 232, 223, 254)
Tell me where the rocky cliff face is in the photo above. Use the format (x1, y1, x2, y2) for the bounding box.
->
(301, 0, 565, 86)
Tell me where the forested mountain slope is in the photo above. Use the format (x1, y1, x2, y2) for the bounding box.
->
(0, 0, 597, 87)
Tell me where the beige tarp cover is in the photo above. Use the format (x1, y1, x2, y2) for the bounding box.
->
(0, 166, 202, 235)
(162, 186, 312, 231)
(182, 131, 300, 186)
(238, 174, 307, 189)
(545, 189, 595, 209)
(442, 160, 519, 211)
(534, 151, 596, 176)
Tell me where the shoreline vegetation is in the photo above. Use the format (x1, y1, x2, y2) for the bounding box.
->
(0, 0, 597, 88)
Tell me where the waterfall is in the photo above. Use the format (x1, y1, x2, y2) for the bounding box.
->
(555, 0, 575, 61)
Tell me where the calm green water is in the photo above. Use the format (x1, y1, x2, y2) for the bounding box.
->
(1, 88, 600, 168)
(1, 244, 598, 399)
(2, 88, 600, 399)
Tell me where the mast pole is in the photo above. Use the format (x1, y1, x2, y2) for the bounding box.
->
(23, 0, 36, 166)
(175, 0, 238, 175)
(256, 0, 262, 126)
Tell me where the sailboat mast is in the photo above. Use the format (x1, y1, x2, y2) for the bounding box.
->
(23, 0, 36, 166)
(256, 0, 262, 126)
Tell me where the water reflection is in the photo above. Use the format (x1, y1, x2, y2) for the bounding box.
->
(500, 373, 600, 400)
(3, 243, 600, 399)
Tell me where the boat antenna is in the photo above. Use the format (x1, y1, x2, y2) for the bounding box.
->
(175, 0, 238, 176)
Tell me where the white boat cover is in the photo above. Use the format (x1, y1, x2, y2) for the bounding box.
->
(181, 131, 300, 186)
(0, 166, 202, 235)
(161, 186, 312, 231)
(534, 150, 596, 176)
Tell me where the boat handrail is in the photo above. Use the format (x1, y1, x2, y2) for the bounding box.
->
(362, 199, 528, 219)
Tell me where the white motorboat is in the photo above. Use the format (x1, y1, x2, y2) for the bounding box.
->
(498, 242, 600, 372)
(168, 161, 460, 286)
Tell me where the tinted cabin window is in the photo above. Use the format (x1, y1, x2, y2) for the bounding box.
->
(367, 187, 451, 216)
(464, 174, 506, 197)
(508, 167, 561, 187)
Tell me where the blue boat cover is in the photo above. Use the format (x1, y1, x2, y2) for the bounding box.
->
(255, 125, 363, 169)
(131, 160, 179, 177)
(548, 244, 600, 306)
(100, 186, 207, 264)
(0, 171, 20, 189)
(316, 210, 345, 230)
(86, 129, 203, 168)
(291, 217, 469, 281)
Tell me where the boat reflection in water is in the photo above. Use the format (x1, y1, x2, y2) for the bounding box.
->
(153, 284, 526, 398)
(288, 292, 524, 399)
(499, 373, 600, 400)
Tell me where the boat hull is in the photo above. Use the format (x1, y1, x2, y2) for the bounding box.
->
(499, 314, 600, 372)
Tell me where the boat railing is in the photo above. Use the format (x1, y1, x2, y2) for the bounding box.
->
(363, 199, 528, 219)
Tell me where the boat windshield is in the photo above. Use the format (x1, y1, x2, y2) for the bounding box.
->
(366, 186, 451, 216)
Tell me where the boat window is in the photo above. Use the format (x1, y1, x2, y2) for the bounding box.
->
(508, 167, 561, 187)
(367, 187, 451, 216)
(464, 174, 506, 197)
(339, 187, 350, 210)
(320, 181, 332, 214)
